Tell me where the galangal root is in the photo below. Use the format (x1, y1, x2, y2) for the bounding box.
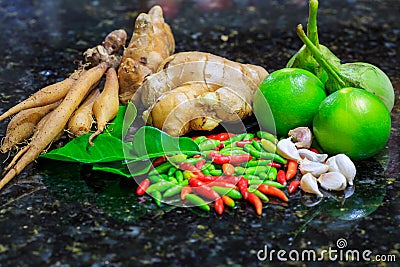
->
(139, 51, 268, 136)
(0, 27, 128, 190)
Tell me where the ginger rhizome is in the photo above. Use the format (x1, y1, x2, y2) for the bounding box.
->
(139, 52, 268, 136)
(118, 5, 175, 104)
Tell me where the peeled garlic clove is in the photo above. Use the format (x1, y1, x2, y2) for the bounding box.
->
(297, 149, 328, 163)
(326, 154, 356, 186)
(317, 172, 347, 191)
(299, 158, 329, 177)
(288, 127, 312, 148)
(300, 173, 323, 197)
(276, 137, 301, 161)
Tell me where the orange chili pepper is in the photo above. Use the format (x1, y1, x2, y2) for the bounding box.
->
(257, 184, 288, 202)
(247, 192, 262, 215)
(222, 163, 235, 176)
(221, 195, 235, 208)
(286, 160, 298, 180)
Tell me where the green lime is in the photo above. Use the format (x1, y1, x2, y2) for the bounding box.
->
(313, 87, 391, 160)
(253, 68, 326, 136)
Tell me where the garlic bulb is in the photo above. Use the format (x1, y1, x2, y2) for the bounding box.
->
(276, 137, 301, 161)
(299, 158, 329, 177)
(317, 172, 347, 191)
(326, 154, 356, 186)
(297, 149, 328, 163)
(288, 127, 312, 148)
(300, 173, 323, 197)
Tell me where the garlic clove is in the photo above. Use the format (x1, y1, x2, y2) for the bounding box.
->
(300, 173, 323, 197)
(317, 172, 347, 191)
(276, 137, 301, 161)
(299, 158, 329, 177)
(326, 154, 356, 186)
(288, 127, 312, 148)
(297, 148, 328, 163)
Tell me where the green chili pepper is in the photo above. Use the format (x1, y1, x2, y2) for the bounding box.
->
(223, 133, 247, 146)
(248, 179, 265, 185)
(194, 136, 207, 144)
(202, 169, 210, 176)
(160, 174, 169, 180)
(198, 139, 220, 151)
(209, 169, 223, 176)
(219, 148, 247, 156)
(163, 185, 182, 198)
(243, 174, 260, 180)
(242, 159, 272, 167)
(257, 130, 278, 144)
(260, 139, 277, 153)
(244, 144, 287, 164)
(211, 186, 242, 199)
(168, 154, 187, 165)
(203, 162, 215, 171)
(166, 176, 178, 184)
(245, 166, 269, 175)
(175, 170, 184, 184)
(262, 180, 286, 188)
(146, 180, 175, 193)
(251, 140, 263, 151)
(185, 194, 210, 211)
(248, 188, 269, 202)
(185, 157, 204, 164)
(234, 166, 246, 175)
(148, 175, 163, 183)
(149, 161, 173, 176)
(267, 167, 278, 180)
(168, 166, 177, 176)
(242, 133, 255, 140)
(151, 190, 162, 206)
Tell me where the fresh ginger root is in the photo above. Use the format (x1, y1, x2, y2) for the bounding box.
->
(118, 5, 175, 104)
(140, 52, 268, 136)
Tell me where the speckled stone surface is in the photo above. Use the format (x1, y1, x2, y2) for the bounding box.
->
(0, 0, 399, 266)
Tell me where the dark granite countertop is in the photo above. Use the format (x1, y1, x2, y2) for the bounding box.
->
(0, 0, 399, 266)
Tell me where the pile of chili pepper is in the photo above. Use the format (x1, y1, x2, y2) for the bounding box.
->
(135, 131, 302, 216)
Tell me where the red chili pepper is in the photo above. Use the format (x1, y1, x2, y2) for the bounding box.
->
(195, 159, 206, 170)
(179, 162, 204, 178)
(136, 178, 150, 196)
(257, 184, 288, 202)
(196, 175, 219, 183)
(218, 176, 240, 185)
(211, 153, 252, 165)
(181, 186, 192, 200)
(207, 132, 234, 141)
(277, 170, 287, 186)
(288, 180, 300, 194)
(188, 178, 205, 187)
(192, 186, 220, 201)
(235, 140, 253, 147)
(267, 162, 282, 168)
(214, 198, 224, 215)
(286, 160, 298, 180)
(309, 148, 319, 153)
(193, 154, 202, 158)
(152, 156, 167, 167)
(247, 193, 262, 215)
(238, 177, 249, 200)
(221, 195, 235, 208)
